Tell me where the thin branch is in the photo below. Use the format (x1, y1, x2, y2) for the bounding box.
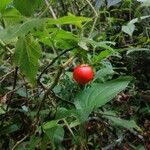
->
(44, 0, 57, 19)
(0, 67, 18, 127)
(0, 69, 15, 83)
(0, 40, 13, 54)
(12, 134, 29, 150)
(32, 56, 75, 129)
(37, 46, 76, 88)
(85, 0, 98, 17)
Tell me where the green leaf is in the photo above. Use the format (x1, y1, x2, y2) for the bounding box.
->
(0, 124, 19, 135)
(100, 111, 142, 132)
(38, 28, 77, 49)
(43, 120, 64, 145)
(14, 35, 42, 85)
(107, 0, 121, 8)
(93, 49, 120, 63)
(122, 16, 150, 37)
(129, 15, 150, 24)
(13, 0, 41, 16)
(122, 23, 135, 37)
(94, 62, 115, 82)
(0, 0, 12, 13)
(48, 13, 91, 28)
(104, 115, 142, 132)
(135, 145, 145, 150)
(126, 48, 150, 55)
(75, 76, 132, 122)
(45, 126, 64, 145)
(141, 0, 150, 6)
(0, 18, 47, 41)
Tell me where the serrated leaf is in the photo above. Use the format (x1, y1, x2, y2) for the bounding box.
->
(0, 18, 47, 41)
(14, 36, 42, 85)
(122, 23, 135, 37)
(75, 76, 132, 122)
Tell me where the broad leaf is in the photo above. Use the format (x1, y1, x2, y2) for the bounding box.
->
(14, 35, 42, 85)
(0, 18, 47, 41)
(75, 76, 132, 122)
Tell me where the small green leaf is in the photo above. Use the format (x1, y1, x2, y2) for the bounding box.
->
(107, 0, 121, 8)
(129, 16, 150, 24)
(135, 145, 145, 150)
(122, 23, 135, 37)
(43, 120, 64, 145)
(14, 35, 42, 85)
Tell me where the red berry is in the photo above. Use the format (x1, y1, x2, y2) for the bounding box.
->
(73, 64, 94, 85)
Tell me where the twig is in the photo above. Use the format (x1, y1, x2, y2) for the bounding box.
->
(44, 0, 57, 19)
(0, 69, 15, 83)
(89, 17, 98, 38)
(12, 134, 29, 150)
(0, 40, 13, 54)
(0, 67, 18, 126)
(85, 0, 98, 17)
(32, 56, 75, 129)
(37, 47, 76, 88)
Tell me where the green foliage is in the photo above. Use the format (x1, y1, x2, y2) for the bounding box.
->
(0, 18, 47, 41)
(75, 76, 132, 121)
(0, 0, 149, 149)
(0, 0, 12, 13)
(13, 0, 41, 16)
(14, 35, 42, 84)
(102, 111, 142, 132)
(48, 12, 91, 28)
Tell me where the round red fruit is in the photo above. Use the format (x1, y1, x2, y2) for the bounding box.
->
(73, 64, 94, 85)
